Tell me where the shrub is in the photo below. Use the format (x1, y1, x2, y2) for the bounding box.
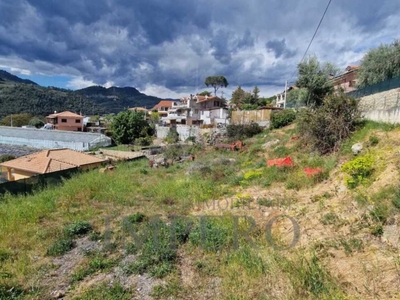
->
(135, 136, 152, 146)
(371, 224, 384, 236)
(297, 92, 360, 154)
(47, 237, 74, 256)
(226, 123, 262, 140)
(270, 109, 296, 129)
(369, 135, 379, 146)
(126, 212, 147, 224)
(64, 221, 93, 237)
(370, 203, 389, 224)
(165, 128, 180, 144)
(341, 154, 374, 188)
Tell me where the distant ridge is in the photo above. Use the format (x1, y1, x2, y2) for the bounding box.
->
(0, 70, 166, 117)
(75, 85, 163, 113)
(0, 70, 38, 85)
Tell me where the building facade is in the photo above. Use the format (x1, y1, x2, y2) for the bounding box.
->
(46, 111, 84, 131)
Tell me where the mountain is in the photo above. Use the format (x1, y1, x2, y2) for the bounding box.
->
(0, 82, 106, 118)
(0, 70, 38, 85)
(75, 86, 163, 113)
(0, 70, 166, 117)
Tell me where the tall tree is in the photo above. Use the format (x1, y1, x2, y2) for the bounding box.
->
(231, 86, 246, 109)
(205, 75, 229, 95)
(110, 110, 154, 144)
(198, 90, 212, 96)
(253, 86, 260, 102)
(358, 39, 400, 88)
(296, 55, 336, 107)
(286, 88, 309, 108)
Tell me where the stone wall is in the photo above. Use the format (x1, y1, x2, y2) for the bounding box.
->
(358, 88, 400, 123)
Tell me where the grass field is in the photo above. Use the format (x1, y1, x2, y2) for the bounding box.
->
(1, 121, 400, 299)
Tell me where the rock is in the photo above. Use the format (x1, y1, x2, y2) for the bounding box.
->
(50, 290, 65, 299)
(351, 143, 363, 155)
(155, 157, 165, 164)
(262, 139, 280, 149)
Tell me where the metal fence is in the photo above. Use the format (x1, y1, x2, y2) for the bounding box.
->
(347, 76, 400, 98)
(0, 168, 79, 197)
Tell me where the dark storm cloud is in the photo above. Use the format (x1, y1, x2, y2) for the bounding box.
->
(0, 0, 399, 95)
(266, 39, 296, 59)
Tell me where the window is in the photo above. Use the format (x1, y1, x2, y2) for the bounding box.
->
(61, 118, 67, 123)
(214, 101, 220, 107)
(77, 128, 82, 131)
(75, 119, 81, 123)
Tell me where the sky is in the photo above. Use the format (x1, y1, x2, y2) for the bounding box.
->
(0, 0, 399, 99)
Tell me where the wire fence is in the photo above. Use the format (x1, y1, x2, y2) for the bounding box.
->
(347, 76, 400, 98)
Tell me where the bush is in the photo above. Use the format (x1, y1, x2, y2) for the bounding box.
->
(165, 128, 180, 144)
(341, 154, 374, 188)
(369, 135, 379, 146)
(297, 92, 360, 154)
(64, 221, 93, 237)
(270, 109, 296, 129)
(126, 212, 147, 224)
(226, 123, 262, 140)
(47, 237, 74, 256)
(135, 136, 152, 146)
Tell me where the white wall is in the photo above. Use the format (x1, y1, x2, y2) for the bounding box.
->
(156, 125, 200, 141)
(0, 135, 111, 151)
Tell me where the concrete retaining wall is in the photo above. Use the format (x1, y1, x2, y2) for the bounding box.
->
(358, 88, 400, 123)
(156, 125, 200, 141)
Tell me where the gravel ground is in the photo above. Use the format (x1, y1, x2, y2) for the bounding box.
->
(0, 144, 40, 157)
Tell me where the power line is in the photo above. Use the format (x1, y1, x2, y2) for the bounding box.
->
(288, 0, 333, 84)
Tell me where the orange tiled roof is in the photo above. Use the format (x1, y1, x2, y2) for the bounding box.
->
(0, 149, 106, 174)
(153, 101, 175, 110)
(47, 111, 83, 118)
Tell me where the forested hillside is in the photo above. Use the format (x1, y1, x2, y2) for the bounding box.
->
(0, 70, 164, 117)
(0, 81, 105, 118)
(75, 86, 163, 113)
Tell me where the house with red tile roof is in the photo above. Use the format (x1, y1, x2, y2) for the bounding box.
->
(160, 94, 229, 126)
(152, 100, 176, 116)
(330, 65, 359, 92)
(46, 111, 84, 131)
(0, 148, 107, 181)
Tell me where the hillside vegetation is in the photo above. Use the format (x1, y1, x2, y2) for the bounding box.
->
(2, 118, 400, 299)
(0, 70, 163, 118)
(0, 81, 105, 118)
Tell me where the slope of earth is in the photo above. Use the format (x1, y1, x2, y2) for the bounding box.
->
(1, 121, 400, 299)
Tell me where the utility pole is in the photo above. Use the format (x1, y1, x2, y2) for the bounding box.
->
(10, 114, 13, 127)
(284, 80, 288, 109)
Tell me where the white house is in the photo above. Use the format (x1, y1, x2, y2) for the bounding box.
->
(161, 94, 230, 126)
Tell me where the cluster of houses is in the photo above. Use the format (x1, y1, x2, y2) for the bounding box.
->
(130, 94, 230, 126)
(275, 65, 359, 108)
